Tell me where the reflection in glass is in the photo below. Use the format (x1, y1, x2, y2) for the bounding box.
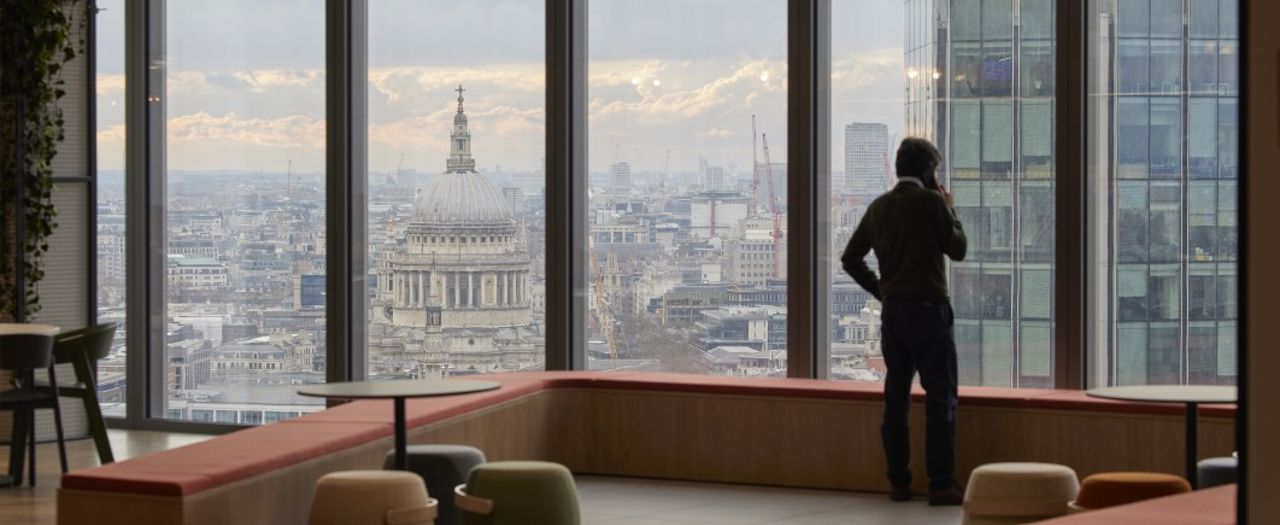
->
(1089, 0, 1238, 386)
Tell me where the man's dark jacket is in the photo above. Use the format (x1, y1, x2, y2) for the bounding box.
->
(841, 180, 967, 301)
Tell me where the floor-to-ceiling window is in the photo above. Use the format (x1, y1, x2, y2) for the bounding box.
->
(96, 1, 1244, 427)
(585, 0, 789, 375)
(365, 0, 546, 379)
(161, 1, 326, 423)
(828, 0, 1057, 387)
(94, 0, 127, 417)
(1087, 0, 1238, 386)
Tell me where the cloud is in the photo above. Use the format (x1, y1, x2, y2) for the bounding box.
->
(168, 111, 325, 149)
(369, 65, 544, 106)
(370, 105, 543, 153)
(96, 74, 125, 94)
(832, 48, 903, 89)
(232, 69, 324, 92)
(700, 128, 734, 139)
(589, 58, 786, 124)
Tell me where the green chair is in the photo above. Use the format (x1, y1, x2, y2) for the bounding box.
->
(52, 323, 117, 464)
(455, 461, 580, 525)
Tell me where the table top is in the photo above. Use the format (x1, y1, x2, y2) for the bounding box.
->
(297, 379, 500, 400)
(1086, 385, 1236, 404)
(0, 323, 60, 336)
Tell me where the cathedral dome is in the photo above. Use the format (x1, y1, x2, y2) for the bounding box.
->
(412, 171, 513, 226)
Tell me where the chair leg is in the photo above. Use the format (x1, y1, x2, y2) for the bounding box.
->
(76, 353, 114, 463)
(8, 407, 28, 486)
(27, 409, 37, 487)
(48, 365, 70, 474)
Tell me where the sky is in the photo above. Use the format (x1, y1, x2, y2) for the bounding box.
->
(95, 0, 907, 176)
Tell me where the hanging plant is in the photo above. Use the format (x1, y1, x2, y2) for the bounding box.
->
(0, 0, 91, 319)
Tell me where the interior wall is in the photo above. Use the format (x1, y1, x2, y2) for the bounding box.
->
(0, 0, 94, 443)
(1245, 0, 1279, 521)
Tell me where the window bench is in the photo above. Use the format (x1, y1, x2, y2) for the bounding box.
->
(56, 372, 1236, 524)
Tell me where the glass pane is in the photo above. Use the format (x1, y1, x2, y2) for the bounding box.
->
(162, 1, 326, 422)
(587, 0, 787, 375)
(1088, 0, 1238, 386)
(95, 0, 127, 418)
(829, 0, 1055, 386)
(365, 1, 545, 379)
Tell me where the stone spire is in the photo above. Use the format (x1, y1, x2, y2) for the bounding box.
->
(446, 84, 476, 173)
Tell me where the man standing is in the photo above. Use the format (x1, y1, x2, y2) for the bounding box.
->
(841, 137, 967, 505)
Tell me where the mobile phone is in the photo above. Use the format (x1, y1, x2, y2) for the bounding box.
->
(920, 170, 939, 190)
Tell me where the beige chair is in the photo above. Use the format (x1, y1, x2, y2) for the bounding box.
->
(962, 463, 1080, 525)
(310, 470, 438, 525)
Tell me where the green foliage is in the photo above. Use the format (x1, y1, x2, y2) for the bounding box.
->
(0, 0, 90, 318)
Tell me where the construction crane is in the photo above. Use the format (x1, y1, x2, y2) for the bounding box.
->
(284, 159, 294, 201)
(750, 115, 760, 215)
(276, 159, 295, 241)
(708, 190, 717, 239)
(659, 148, 670, 209)
(761, 134, 784, 279)
(588, 233, 621, 369)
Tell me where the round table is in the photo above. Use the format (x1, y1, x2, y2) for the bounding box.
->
(0, 323, 60, 336)
(0, 323, 59, 488)
(1086, 385, 1236, 486)
(298, 380, 500, 470)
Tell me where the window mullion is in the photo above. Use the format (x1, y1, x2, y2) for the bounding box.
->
(787, 0, 831, 379)
(1055, 0, 1086, 389)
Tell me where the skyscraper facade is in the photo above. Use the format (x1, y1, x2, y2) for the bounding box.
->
(1089, 0, 1238, 386)
(906, 0, 1057, 388)
(904, 0, 1237, 387)
(843, 122, 891, 200)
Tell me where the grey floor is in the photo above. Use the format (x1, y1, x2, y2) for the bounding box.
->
(576, 476, 962, 525)
(0, 430, 961, 525)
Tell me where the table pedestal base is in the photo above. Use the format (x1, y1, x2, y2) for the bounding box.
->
(1186, 402, 1198, 487)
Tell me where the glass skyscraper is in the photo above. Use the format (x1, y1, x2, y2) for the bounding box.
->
(906, 0, 1057, 388)
(1089, 0, 1238, 386)
(903, 0, 1237, 387)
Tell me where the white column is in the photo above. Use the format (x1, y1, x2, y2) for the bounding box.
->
(417, 271, 425, 307)
(453, 272, 460, 308)
(396, 273, 403, 306)
(504, 272, 511, 305)
(467, 273, 475, 307)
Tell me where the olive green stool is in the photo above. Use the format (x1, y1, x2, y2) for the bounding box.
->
(455, 461, 580, 525)
(310, 470, 438, 525)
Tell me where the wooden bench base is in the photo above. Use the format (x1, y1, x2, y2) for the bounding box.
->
(57, 377, 1236, 524)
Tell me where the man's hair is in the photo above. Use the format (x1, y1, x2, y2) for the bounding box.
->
(895, 137, 941, 178)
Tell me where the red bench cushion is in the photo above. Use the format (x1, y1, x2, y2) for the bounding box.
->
(61, 422, 390, 496)
(1033, 484, 1234, 524)
(292, 375, 548, 427)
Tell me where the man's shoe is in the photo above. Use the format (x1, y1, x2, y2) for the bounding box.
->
(888, 486, 913, 502)
(927, 484, 964, 506)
